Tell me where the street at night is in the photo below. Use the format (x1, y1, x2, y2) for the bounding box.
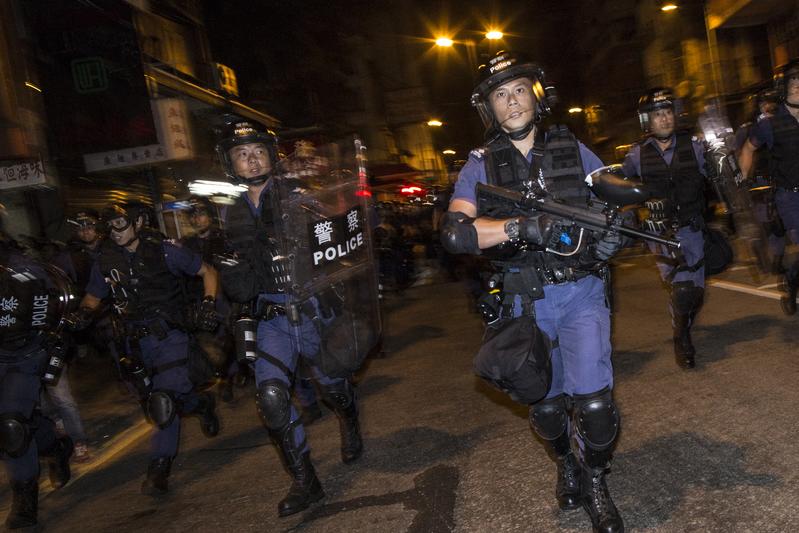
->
(4, 1, 799, 531)
(1, 250, 797, 532)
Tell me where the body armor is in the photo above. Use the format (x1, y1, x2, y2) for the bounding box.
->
(224, 194, 285, 295)
(182, 228, 226, 300)
(767, 111, 799, 189)
(97, 236, 185, 323)
(477, 126, 598, 307)
(639, 132, 705, 226)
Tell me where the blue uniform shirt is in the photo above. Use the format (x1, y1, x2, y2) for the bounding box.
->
(452, 140, 605, 206)
(85, 241, 202, 300)
(621, 134, 707, 178)
(748, 104, 799, 150)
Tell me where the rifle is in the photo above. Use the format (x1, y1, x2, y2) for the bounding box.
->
(476, 167, 681, 251)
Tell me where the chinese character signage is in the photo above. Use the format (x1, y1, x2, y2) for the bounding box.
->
(83, 144, 168, 172)
(309, 205, 367, 269)
(0, 159, 47, 190)
(71, 57, 108, 94)
(151, 98, 194, 161)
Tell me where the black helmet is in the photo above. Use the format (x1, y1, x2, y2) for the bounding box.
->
(215, 120, 278, 185)
(68, 209, 100, 229)
(470, 50, 557, 139)
(186, 196, 215, 218)
(637, 87, 683, 135)
(774, 59, 799, 102)
(749, 88, 778, 119)
(101, 202, 152, 230)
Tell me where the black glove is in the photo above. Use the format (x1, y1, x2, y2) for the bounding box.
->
(518, 215, 556, 246)
(592, 231, 623, 261)
(196, 296, 218, 332)
(63, 306, 94, 332)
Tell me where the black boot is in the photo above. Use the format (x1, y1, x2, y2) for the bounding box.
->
(193, 392, 220, 437)
(324, 384, 363, 464)
(5, 479, 38, 529)
(781, 272, 797, 315)
(671, 283, 703, 369)
(582, 465, 624, 533)
(542, 433, 581, 510)
(141, 456, 172, 496)
(277, 451, 325, 517)
(672, 313, 696, 369)
(45, 436, 73, 489)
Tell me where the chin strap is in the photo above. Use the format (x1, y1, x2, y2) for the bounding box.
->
(785, 101, 799, 109)
(507, 120, 536, 141)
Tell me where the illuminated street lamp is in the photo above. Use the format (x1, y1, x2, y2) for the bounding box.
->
(485, 30, 503, 40)
(442, 149, 456, 155)
(434, 34, 477, 72)
(661, 3, 678, 12)
(427, 119, 443, 127)
(435, 36, 454, 47)
(568, 107, 583, 114)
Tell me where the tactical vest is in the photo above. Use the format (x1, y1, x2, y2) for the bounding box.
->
(66, 242, 98, 296)
(767, 110, 799, 188)
(181, 228, 226, 301)
(639, 133, 705, 226)
(224, 194, 284, 294)
(477, 126, 599, 305)
(483, 125, 588, 208)
(97, 236, 185, 323)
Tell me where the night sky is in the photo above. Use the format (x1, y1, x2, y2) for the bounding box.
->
(204, 0, 588, 153)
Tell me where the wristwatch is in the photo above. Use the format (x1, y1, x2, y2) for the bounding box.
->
(504, 218, 520, 241)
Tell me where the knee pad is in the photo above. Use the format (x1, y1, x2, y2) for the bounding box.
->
(440, 211, 480, 255)
(147, 391, 177, 430)
(672, 281, 704, 315)
(255, 380, 291, 430)
(321, 380, 355, 411)
(572, 388, 620, 451)
(0, 413, 31, 458)
(529, 395, 568, 441)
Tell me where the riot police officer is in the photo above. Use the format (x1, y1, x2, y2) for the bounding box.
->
(442, 51, 624, 533)
(48, 210, 105, 462)
(1, 231, 74, 529)
(621, 88, 708, 369)
(67, 203, 221, 496)
(180, 196, 243, 402)
(738, 60, 799, 314)
(216, 121, 363, 517)
(734, 90, 784, 274)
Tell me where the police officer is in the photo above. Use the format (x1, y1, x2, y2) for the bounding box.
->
(1, 230, 74, 529)
(734, 90, 784, 274)
(216, 121, 362, 517)
(621, 88, 708, 370)
(67, 203, 221, 496)
(180, 196, 243, 402)
(442, 51, 624, 532)
(48, 210, 105, 462)
(738, 60, 799, 314)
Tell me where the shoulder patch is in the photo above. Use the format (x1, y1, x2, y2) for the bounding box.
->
(469, 148, 485, 159)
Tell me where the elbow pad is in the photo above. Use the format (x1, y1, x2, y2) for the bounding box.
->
(440, 211, 481, 255)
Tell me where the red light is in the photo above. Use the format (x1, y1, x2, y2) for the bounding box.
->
(400, 185, 424, 195)
(355, 188, 372, 197)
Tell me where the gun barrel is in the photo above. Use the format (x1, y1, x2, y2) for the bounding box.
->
(476, 182, 681, 248)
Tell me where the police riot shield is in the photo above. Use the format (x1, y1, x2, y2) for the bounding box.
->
(0, 260, 77, 353)
(699, 99, 771, 275)
(270, 137, 381, 377)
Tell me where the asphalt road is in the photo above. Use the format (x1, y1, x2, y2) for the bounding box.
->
(3, 247, 799, 532)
